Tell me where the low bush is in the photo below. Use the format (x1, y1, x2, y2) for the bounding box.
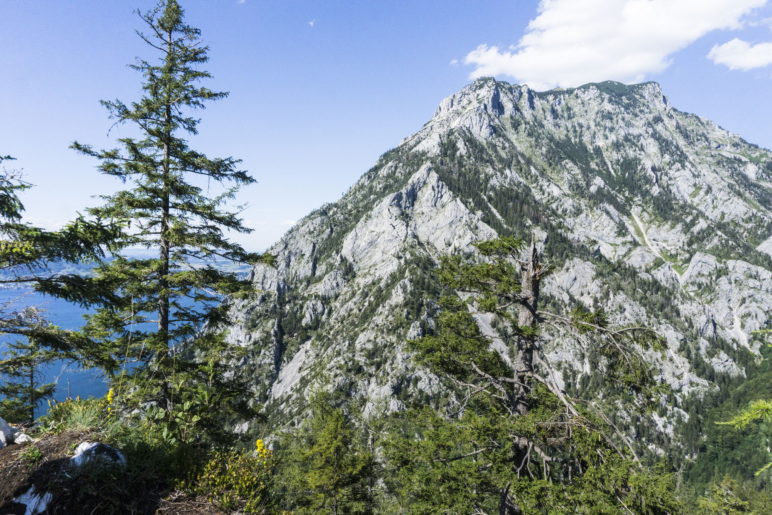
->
(191, 439, 275, 513)
(39, 397, 107, 434)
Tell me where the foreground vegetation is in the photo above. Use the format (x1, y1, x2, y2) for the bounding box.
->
(0, 385, 763, 513)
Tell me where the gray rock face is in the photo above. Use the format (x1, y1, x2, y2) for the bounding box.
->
(223, 79, 771, 434)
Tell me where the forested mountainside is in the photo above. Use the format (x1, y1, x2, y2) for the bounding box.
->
(224, 78, 771, 475)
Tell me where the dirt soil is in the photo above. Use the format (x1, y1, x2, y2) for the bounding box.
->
(0, 431, 222, 514)
(155, 490, 224, 514)
(0, 429, 93, 508)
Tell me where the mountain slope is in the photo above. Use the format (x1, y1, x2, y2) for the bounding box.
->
(224, 79, 771, 446)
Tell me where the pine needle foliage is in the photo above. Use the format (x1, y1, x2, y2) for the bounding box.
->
(0, 335, 57, 424)
(696, 478, 752, 514)
(717, 396, 772, 477)
(70, 1, 269, 439)
(274, 393, 375, 513)
(400, 237, 680, 513)
(0, 155, 116, 353)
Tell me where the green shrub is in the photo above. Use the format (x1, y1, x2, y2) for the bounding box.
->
(696, 478, 751, 514)
(20, 444, 43, 465)
(192, 439, 274, 513)
(36, 396, 207, 509)
(39, 397, 107, 434)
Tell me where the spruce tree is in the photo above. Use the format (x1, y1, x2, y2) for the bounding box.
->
(71, 1, 268, 440)
(398, 237, 679, 513)
(276, 393, 374, 513)
(717, 398, 772, 477)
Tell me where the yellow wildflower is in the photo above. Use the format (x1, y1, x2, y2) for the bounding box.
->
(255, 438, 271, 459)
(106, 388, 115, 413)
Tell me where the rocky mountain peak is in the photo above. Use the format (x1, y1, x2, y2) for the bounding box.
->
(409, 78, 680, 156)
(224, 78, 771, 439)
(433, 78, 668, 121)
(432, 77, 526, 119)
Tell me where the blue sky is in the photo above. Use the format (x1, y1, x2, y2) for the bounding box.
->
(1, 0, 771, 251)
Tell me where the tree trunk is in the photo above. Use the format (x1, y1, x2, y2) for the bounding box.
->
(158, 27, 174, 411)
(499, 483, 523, 515)
(159, 134, 170, 346)
(513, 241, 541, 416)
(158, 27, 173, 350)
(28, 358, 35, 424)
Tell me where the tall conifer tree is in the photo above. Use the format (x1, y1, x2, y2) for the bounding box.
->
(71, 1, 267, 432)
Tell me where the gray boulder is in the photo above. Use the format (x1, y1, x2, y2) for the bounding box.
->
(0, 416, 18, 448)
(70, 441, 127, 469)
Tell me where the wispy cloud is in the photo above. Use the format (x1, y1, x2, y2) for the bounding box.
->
(308, 19, 316, 28)
(709, 38, 772, 70)
(465, 0, 768, 90)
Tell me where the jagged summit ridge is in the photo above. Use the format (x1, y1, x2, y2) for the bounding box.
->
(407, 78, 768, 242)
(226, 78, 771, 436)
(410, 79, 670, 151)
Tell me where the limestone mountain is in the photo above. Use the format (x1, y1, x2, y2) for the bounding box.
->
(224, 78, 771, 448)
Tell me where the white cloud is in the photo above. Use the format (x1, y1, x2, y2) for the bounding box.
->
(465, 0, 768, 90)
(749, 16, 772, 28)
(449, 58, 460, 66)
(708, 38, 772, 70)
(308, 19, 316, 28)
